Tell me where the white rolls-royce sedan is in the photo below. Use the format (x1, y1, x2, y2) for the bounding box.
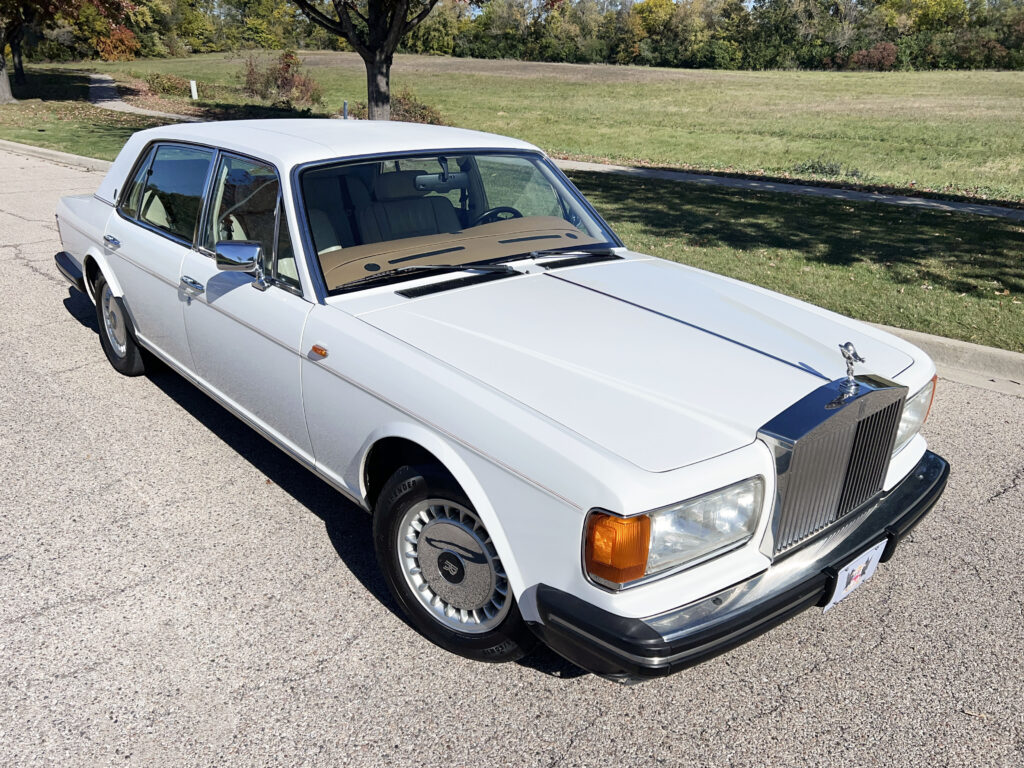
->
(54, 120, 949, 681)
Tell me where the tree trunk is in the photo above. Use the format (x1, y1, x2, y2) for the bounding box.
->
(11, 33, 25, 86)
(0, 48, 15, 105)
(364, 53, 392, 121)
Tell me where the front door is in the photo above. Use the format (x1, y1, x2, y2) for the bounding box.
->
(180, 152, 314, 460)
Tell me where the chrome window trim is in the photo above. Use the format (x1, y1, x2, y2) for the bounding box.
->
(195, 147, 223, 255)
(289, 148, 625, 305)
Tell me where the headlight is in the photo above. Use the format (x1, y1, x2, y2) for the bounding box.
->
(893, 376, 936, 455)
(585, 476, 764, 589)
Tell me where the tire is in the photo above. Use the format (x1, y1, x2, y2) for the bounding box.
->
(94, 274, 146, 376)
(373, 465, 536, 663)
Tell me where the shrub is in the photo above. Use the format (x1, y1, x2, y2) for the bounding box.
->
(348, 88, 445, 124)
(94, 25, 141, 62)
(241, 50, 324, 109)
(143, 72, 192, 97)
(790, 158, 864, 180)
(849, 41, 898, 71)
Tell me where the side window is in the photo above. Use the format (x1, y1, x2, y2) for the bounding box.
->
(137, 145, 214, 242)
(118, 147, 156, 219)
(206, 154, 280, 257)
(207, 154, 299, 292)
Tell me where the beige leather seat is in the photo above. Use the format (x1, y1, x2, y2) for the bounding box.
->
(140, 190, 170, 231)
(304, 173, 374, 253)
(358, 171, 461, 244)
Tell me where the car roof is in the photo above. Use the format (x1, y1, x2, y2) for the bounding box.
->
(95, 119, 543, 205)
(147, 119, 538, 166)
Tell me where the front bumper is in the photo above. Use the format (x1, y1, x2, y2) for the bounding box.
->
(527, 449, 950, 681)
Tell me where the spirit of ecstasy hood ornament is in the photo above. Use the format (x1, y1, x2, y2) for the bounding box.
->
(838, 342, 865, 394)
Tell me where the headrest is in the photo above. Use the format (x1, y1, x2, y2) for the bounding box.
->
(374, 170, 427, 201)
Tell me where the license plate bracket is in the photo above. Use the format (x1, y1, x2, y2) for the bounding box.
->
(823, 539, 887, 612)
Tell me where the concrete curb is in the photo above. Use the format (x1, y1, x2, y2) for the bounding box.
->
(0, 139, 112, 172)
(871, 323, 1023, 396)
(1, 139, 1018, 394)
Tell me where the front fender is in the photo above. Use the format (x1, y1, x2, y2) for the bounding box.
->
(358, 422, 529, 598)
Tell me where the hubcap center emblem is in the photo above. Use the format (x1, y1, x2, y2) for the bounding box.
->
(436, 551, 465, 584)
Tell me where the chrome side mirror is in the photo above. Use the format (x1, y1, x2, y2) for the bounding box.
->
(215, 241, 261, 272)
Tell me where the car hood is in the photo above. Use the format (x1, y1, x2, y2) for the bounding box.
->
(357, 257, 914, 472)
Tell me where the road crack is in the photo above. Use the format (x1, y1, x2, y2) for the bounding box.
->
(986, 465, 1024, 504)
(10, 243, 65, 288)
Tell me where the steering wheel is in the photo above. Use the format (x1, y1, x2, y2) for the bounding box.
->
(470, 206, 523, 227)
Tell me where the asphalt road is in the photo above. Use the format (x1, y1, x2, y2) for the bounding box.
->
(1, 148, 1022, 767)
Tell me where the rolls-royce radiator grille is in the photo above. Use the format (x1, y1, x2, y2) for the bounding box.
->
(759, 376, 907, 557)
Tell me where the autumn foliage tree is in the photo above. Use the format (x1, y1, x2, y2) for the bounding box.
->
(1, 0, 133, 102)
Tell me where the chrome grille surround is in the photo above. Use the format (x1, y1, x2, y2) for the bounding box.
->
(758, 375, 906, 558)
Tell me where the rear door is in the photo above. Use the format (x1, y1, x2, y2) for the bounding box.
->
(104, 143, 215, 371)
(179, 151, 314, 459)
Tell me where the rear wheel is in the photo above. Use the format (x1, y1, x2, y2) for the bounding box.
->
(373, 465, 536, 662)
(94, 274, 145, 376)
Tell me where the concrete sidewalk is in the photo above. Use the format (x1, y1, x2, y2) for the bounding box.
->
(88, 73, 203, 123)
(558, 160, 1024, 223)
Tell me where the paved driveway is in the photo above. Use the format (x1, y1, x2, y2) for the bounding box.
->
(1, 148, 1022, 767)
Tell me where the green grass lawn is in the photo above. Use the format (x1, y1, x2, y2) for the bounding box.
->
(570, 171, 1024, 352)
(0, 70, 166, 159)
(66, 51, 1024, 203)
(1, 63, 1020, 351)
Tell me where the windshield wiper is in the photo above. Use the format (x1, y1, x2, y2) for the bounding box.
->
(529, 245, 618, 258)
(482, 244, 619, 266)
(332, 262, 522, 294)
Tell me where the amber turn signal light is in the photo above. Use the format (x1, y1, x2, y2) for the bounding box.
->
(585, 512, 650, 586)
(924, 374, 938, 423)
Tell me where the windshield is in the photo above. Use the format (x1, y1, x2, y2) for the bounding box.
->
(298, 151, 618, 293)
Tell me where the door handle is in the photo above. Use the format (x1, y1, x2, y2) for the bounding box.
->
(180, 275, 205, 295)
(103, 234, 121, 247)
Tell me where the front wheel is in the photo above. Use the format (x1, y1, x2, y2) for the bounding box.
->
(373, 465, 536, 663)
(94, 274, 145, 376)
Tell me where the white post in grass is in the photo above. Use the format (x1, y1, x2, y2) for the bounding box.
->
(190, 80, 198, 100)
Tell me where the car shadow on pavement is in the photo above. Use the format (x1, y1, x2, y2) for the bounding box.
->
(62, 287, 588, 681)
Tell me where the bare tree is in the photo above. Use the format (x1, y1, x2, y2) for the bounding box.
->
(289, 0, 441, 120)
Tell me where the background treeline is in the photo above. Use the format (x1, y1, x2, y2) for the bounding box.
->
(21, 0, 1024, 70)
